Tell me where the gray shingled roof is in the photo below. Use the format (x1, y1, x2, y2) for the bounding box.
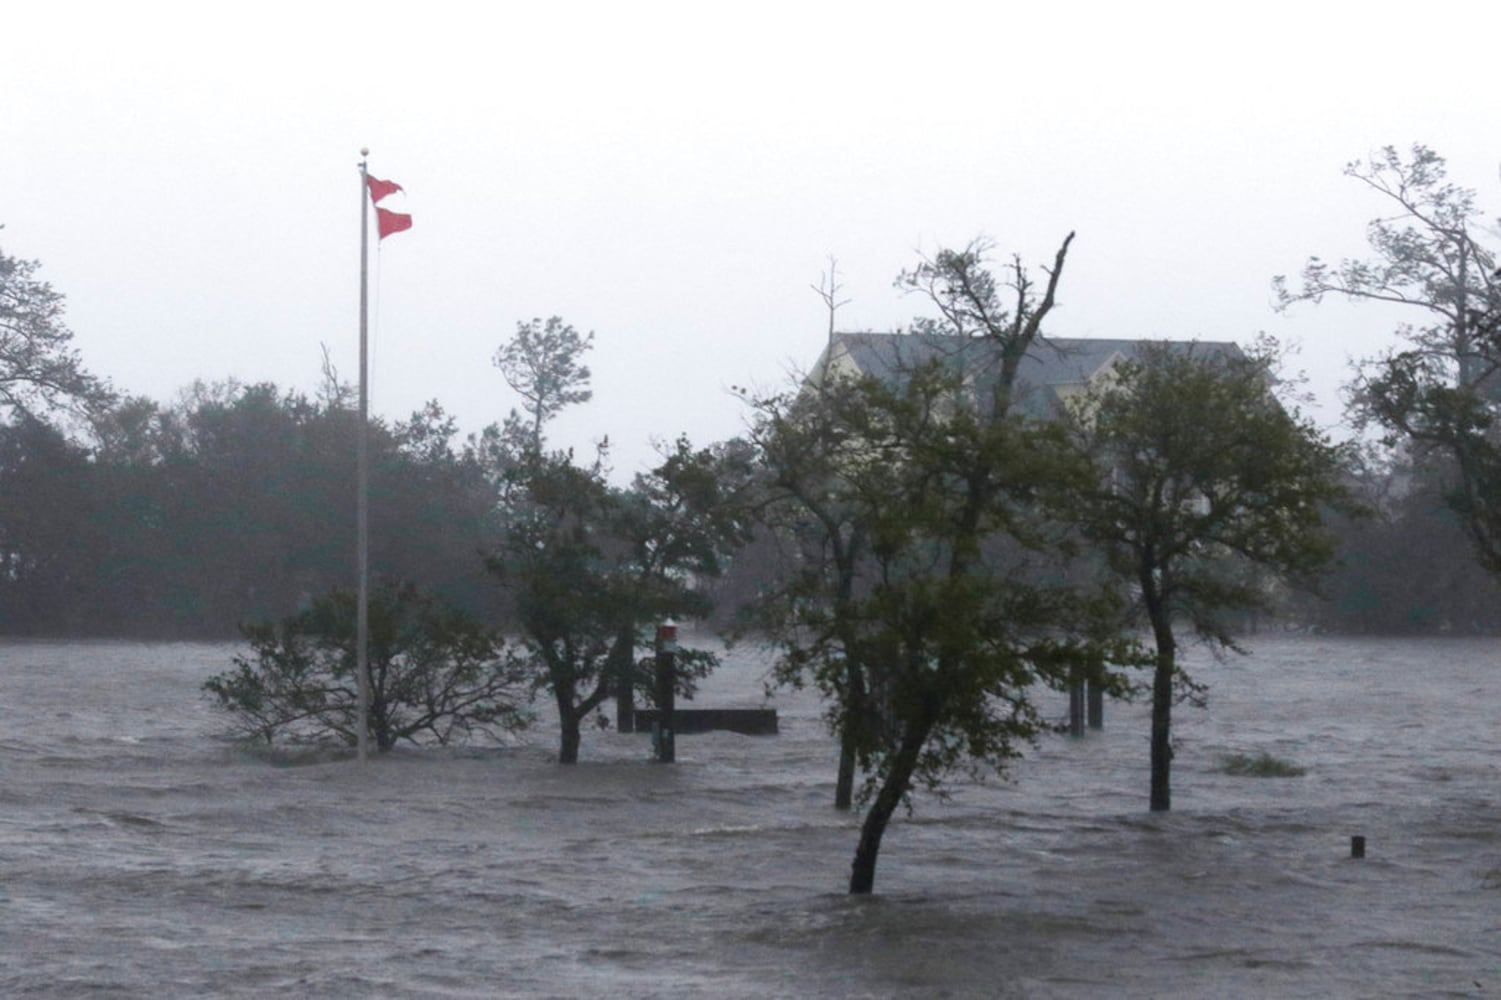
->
(818, 333, 1245, 419)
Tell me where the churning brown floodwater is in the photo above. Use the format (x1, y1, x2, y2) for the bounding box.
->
(1, 635, 1497, 997)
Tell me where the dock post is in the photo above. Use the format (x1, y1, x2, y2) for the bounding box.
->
(653, 620, 676, 763)
(1069, 667, 1085, 738)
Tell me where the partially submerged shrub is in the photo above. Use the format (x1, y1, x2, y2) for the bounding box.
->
(205, 581, 529, 751)
(1219, 751, 1306, 778)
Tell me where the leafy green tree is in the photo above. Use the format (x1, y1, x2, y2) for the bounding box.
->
(484, 320, 750, 763)
(490, 443, 749, 764)
(750, 235, 1131, 894)
(205, 581, 528, 750)
(1275, 144, 1501, 574)
(1063, 343, 1355, 811)
(490, 447, 629, 763)
(742, 373, 875, 810)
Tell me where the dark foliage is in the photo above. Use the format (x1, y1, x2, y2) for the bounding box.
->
(0, 384, 501, 637)
(747, 234, 1138, 893)
(1063, 343, 1355, 810)
(1277, 144, 1501, 581)
(482, 317, 753, 763)
(204, 581, 528, 750)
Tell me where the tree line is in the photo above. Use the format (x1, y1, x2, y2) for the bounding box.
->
(0, 379, 501, 636)
(0, 341, 1487, 641)
(0, 142, 1496, 894)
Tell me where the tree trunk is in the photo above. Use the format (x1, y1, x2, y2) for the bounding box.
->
(1068, 664, 1086, 737)
(1149, 652, 1173, 811)
(368, 692, 393, 752)
(849, 706, 933, 894)
(558, 709, 582, 764)
(835, 743, 855, 811)
(834, 657, 866, 810)
(615, 680, 635, 734)
(1142, 568, 1176, 812)
(556, 682, 582, 765)
(1087, 677, 1104, 729)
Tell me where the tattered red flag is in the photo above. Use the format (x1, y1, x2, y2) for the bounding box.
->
(367, 175, 403, 204)
(376, 207, 412, 239)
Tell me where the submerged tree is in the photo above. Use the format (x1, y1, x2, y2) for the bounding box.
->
(1063, 343, 1355, 811)
(751, 234, 1133, 894)
(489, 445, 629, 764)
(1276, 144, 1501, 575)
(483, 319, 750, 763)
(743, 373, 875, 811)
(205, 581, 529, 750)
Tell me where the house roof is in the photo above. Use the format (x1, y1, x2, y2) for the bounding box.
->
(813, 333, 1246, 419)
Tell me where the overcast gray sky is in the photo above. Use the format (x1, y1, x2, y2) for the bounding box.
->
(5, 1, 1497, 476)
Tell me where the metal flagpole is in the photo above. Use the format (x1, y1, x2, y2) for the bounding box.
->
(355, 149, 373, 764)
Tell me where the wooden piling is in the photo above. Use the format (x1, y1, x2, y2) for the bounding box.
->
(1068, 670, 1085, 737)
(653, 622, 676, 763)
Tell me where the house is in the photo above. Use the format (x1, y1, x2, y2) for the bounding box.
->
(808, 332, 1247, 421)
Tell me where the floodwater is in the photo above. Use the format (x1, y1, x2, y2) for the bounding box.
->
(1, 635, 1497, 998)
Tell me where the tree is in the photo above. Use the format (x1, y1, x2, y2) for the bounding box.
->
(751, 235, 1130, 894)
(1295, 446, 1501, 634)
(491, 447, 629, 763)
(810, 255, 851, 350)
(489, 441, 751, 764)
(492, 316, 594, 451)
(0, 413, 100, 632)
(0, 241, 113, 634)
(0, 379, 503, 638)
(1063, 342, 1355, 811)
(1275, 144, 1501, 574)
(153, 382, 502, 633)
(381, 400, 505, 618)
(0, 240, 112, 419)
(743, 373, 877, 811)
(484, 319, 749, 763)
(204, 581, 529, 751)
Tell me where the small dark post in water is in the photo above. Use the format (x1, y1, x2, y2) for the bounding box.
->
(1068, 666, 1085, 737)
(653, 620, 677, 763)
(1351, 835, 1365, 859)
(616, 668, 635, 733)
(1087, 678, 1103, 730)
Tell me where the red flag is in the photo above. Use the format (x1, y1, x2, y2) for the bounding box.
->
(367, 175, 403, 204)
(376, 207, 412, 239)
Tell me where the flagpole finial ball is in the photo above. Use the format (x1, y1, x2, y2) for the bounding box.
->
(360, 147, 369, 157)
